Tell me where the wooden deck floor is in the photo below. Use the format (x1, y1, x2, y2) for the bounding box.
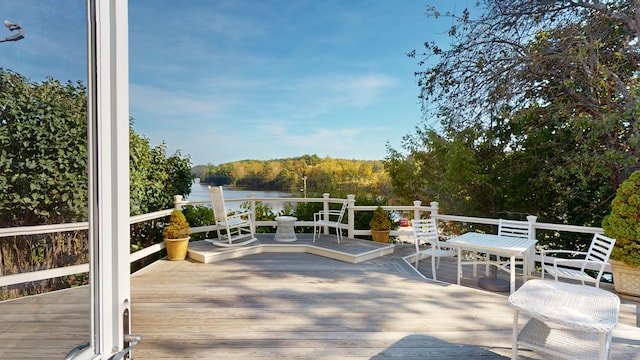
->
(1, 235, 639, 359)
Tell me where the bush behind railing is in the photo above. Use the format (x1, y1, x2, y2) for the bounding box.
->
(0, 231, 89, 300)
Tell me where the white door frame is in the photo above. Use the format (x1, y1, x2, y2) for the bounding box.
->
(71, 0, 131, 359)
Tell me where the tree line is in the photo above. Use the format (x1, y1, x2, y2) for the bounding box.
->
(195, 154, 390, 198)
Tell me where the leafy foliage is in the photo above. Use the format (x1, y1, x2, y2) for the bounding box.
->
(0, 69, 88, 226)
(602, 171, 640, 266)
(0, 69, 192, 298)
(391, 1, 640, 237)
(130, 122, 192, 216)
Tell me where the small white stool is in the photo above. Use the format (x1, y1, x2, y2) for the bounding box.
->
(274, 216, 297, 242)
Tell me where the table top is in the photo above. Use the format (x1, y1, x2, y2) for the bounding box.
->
(508, 279, 619, 332)
(446, 232, 537, 254)
(275, 216, 297, 221)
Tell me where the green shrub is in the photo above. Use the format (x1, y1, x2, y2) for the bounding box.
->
(602, 170, 640, 267)
(163, 209, 192, 239)
(369, 206, 391, 230)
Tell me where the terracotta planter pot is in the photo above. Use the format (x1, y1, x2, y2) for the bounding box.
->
(371, 230, 390, 243)
(165, 237, 190, 261)
(610, 259, 640, 301)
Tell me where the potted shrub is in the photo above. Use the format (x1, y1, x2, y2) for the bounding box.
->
(163, 209, 192, 261)
(602, 170, 640, 300)
(370, 206, 391, 243)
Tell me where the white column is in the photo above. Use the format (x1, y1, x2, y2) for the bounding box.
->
(87, 0, 130, 358)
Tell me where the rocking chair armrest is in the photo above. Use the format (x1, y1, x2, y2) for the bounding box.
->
(226, 210, 254, 221)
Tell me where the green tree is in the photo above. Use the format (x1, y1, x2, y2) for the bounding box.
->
(0, 69, 88, 226)
(129, 120, 192, 249)
(394, 1, 640, 227)
(0, 69, 193, 298)
(129, 120, 192, 216)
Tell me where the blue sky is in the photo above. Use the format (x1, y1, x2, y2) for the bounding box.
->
(0, 1, 461, 166)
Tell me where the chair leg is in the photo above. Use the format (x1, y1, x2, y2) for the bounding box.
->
(431, 257, 437, 280)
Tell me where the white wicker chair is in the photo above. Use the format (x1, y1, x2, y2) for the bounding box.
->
(540, 233, 616, 288)
(411, 218, 457, 281)
(313, 202, 347, 244)
(206, 186, 257, 247)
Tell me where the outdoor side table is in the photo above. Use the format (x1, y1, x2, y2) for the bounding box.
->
(508, 279, 619, 360)
(274, 216, 297, 242)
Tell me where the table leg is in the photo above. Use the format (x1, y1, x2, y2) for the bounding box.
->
(510, 255, 516, 294)
(457, 247, 462, 285)
(522, 252, 528, 284)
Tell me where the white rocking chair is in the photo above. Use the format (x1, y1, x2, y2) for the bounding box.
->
(205, 186, 258, 247)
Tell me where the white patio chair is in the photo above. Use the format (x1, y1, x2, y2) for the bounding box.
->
(540, 233, 616, 288)
(313, 202, 347, 244)
(411, 218, 457, 281)
(494, 219, 535, 274)
(470, 219, 535, 277)
(498, 219, 534, 239)
(205, 186, 257, 247)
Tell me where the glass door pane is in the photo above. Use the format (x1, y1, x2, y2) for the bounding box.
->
(0, 0, 93, 358)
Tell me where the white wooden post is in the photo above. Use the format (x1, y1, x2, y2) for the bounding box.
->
(250, 193, 257, 225)
(346, 194, 356, 239)
(413, 200, 422, 220)
(321, 193, 330, 235)
(430, 202, 439, 216)
(174, 195, 184, 210)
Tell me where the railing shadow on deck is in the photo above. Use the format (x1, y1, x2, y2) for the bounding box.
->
(369, 334, 512, 359)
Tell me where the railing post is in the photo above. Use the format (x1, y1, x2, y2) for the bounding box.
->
(413, 200, 422, 220)
(430, 201, 439, 217)
(347, 194, 356, 239)
(526, 215, 538, 277)
(250, 193, 257, 225)
(174, 195, 184, 210)
(322, 193, 330, 235)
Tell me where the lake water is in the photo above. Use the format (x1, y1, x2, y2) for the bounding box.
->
(186, 181, 293, 202)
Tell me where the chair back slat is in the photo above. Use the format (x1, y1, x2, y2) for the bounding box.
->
(586, 234, 616, 264)
(412, 218, 440, 251)
(498, 219, 533, 239)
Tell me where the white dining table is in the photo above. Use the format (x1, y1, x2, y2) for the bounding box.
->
(446, 232, 538, 294)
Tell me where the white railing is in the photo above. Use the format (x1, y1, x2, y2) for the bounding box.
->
(0, 195, 608, 290)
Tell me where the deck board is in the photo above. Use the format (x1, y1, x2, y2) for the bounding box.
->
(1, 236, 639, 359)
